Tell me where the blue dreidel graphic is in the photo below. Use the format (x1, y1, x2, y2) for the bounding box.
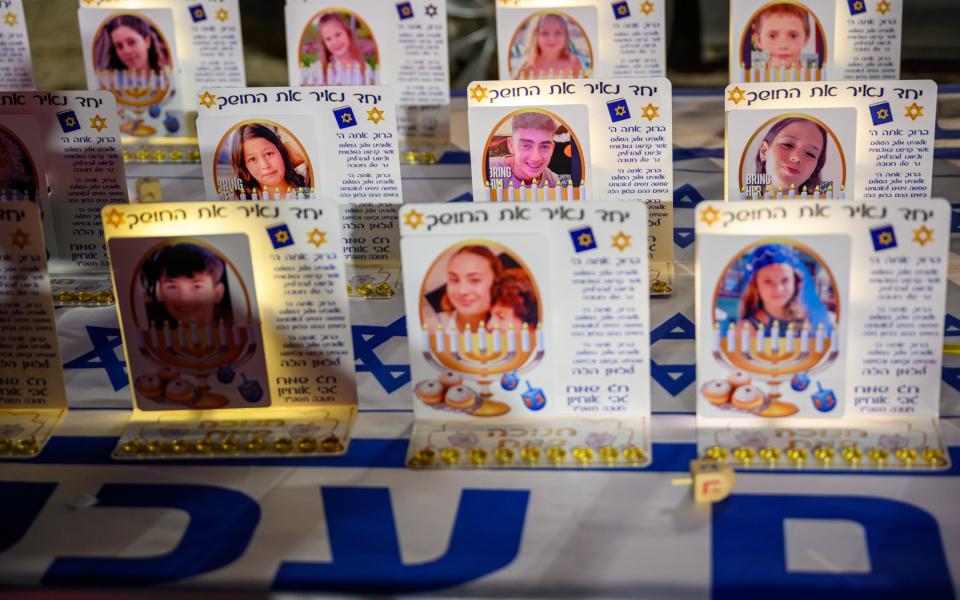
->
(238, 374, 264, 403)
(148, 104, 161, 119)
(811, 382, 837, 412)
(163, 113, 180, 133)
(790, 371, 811, 392)
(521, 381, 546, 411)
(501, 371, 520, 391)
(217, 365, 236, 384)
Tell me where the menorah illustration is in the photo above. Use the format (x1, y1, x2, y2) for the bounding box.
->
(0, 188, 37, 202)
(139, 319, 259, 409)
(300, 62, 379, 86)
(739, 183, 843, 201)
(422, 321, 545, 407)
(515, 68, 590, 80)
(713, 320, 839, 417)
(739, 57, 822, 82)
(96, 69, 172, 136)
(218, 187, 317, 201)
(486, 179, 585, 202)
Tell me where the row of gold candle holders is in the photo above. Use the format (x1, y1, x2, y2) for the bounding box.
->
(55, 288, 115, 307)
(114, 433, 345, 459)
(123, 147, 201, 164)
(409, 444, 647, 468)
(347, 281, 396, 299)
(703, 445, 948, 470)
(0, 436, 40, 457)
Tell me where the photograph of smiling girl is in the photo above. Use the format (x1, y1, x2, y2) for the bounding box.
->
(214, 121, 313, 200)
(739, 1, 826, 80)
(736, 110, 852, 200)
(92, 13, 174, 95)
(509, 11, 592, 79)
(484, 109, 585, 195)
(298, 9, 379, 86)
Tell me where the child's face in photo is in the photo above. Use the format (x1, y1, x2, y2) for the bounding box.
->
(507, 127, 555, 182)
(321, 20, 352, 58)
(760, 120, 822, 189)
(536, 16, 568, 58)
(242, 137, 286, 189)
(491, 303, 517, 324)
(157, 269, 224, 324)
(446, 252, 495, 318)
(754, 12, 808, 66)
(110, 24, 152, 71)
(755, 263, 795, 312)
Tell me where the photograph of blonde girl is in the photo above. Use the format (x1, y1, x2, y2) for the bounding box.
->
(299, 10, 378, 85)
(421, 244, 540, 334)
(216, 122, 312, 199)
(511, 11, 591, 79)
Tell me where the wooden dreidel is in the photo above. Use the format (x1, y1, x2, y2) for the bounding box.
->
(672, 458, 736, 504)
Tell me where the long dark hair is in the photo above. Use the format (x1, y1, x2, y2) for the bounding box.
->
(755, 117, 827, 194)
(230, 123, 308, 196)
(104, 15, 164, 72)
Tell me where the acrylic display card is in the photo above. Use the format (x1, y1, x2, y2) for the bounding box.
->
(728, 0, 903, 83)
(0, 90, 127, 274)
(695, 198, 948, 424)
(724, 80, 936, 201)
(0, 202, 67, 459)
(103, 201, 357, 459)
(0, 0, 35, 89)
(285, 0, 449, 107)
(78, 0, 246, 135)
(496, 0, 665, 80)
(196, 86, 401, 204)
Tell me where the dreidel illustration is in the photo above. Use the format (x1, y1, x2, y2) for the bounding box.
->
(811, 382, 837, 412)
(672, 458, 736, 503)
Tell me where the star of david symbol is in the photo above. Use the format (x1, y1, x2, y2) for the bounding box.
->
(353, 317, 410, 393)
(366, 106, 385, 125)
(640, 0, 654, 15)
(105, 208, 125, 228)
(727, 86, 746, 105)
(614, 105, 627, 117)
(853, 1, 864, 10)
(403, 209, 424, 229)
(216, 8, 229, 22)
(617, 4, 628, 15)
(63, 326, 128, 391)
(341, 112, 353, 124)
(198, 91, 217, 109)
(425, 3, 438, 17)
(912, 225, 933, 247)
(875, 108, 889, 121)
(193, 8, 204, 19)
(469, 84, 488, 103)
(578, 232, 594, 248)
(3, 12, 17, 27)
(63, 116, 77, 128)
(878, 231, 893, 246)
(700, 206, 720, 226)
(905, 102, 923, 121)
(401, 5, 412, 16)
(274, 230, 290, 244)
(611, 231, 631, 252)
(876, 0, 891, 15)
(90, 114, 108, 132)
(9, 229, 29, 250)
(640, 103, 659, 121)
(307, 228, 327, 248)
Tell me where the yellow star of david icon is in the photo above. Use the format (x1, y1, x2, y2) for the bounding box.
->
(578, 232, 594, 248)
(878, 231, 893, 246)
(617, 4, 628, 15)
(614, 105, 627, 117)
(199, 91, 217, 109)
(700, 206, 720, 226)
(9, 229, 29, 250)
(640, 1, 654, 15)
(193, 8, 204, 19)
(402, 6, 412, 16)
(876, 0, 891, 15)
(611, 231, 632, 252)
(341, 112, 353, 124)
(63, 116, 77, 128)
(216, 8, 230, 22)
(727, 86, 746, 105)
(905, 102, 923, 121)
(403, 209, 425, 230)
(274, 230, 290, 244)
(640, 103, 659, 121)
(469, 84, 488, 103)
(90, 115, 108, 132)
(875, 108, 889, 121)
(105, 208, 125, 229)
(307, 228, 327, 248)
(3, 11, 17, 27)
(366, 106, 385, 125)
(852, 0, 864, 11)
(912, 225, 933, 247)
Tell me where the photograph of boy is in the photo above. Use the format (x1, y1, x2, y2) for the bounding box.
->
(139, 241, 234, 328)
(744, 2, 823, 69)
(0, 127, 38, 196)
(513, 12, 588, 79)
(299, 10, 378, 85)
(219, 122, 312, 199)
(485, 111, 582, 188)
